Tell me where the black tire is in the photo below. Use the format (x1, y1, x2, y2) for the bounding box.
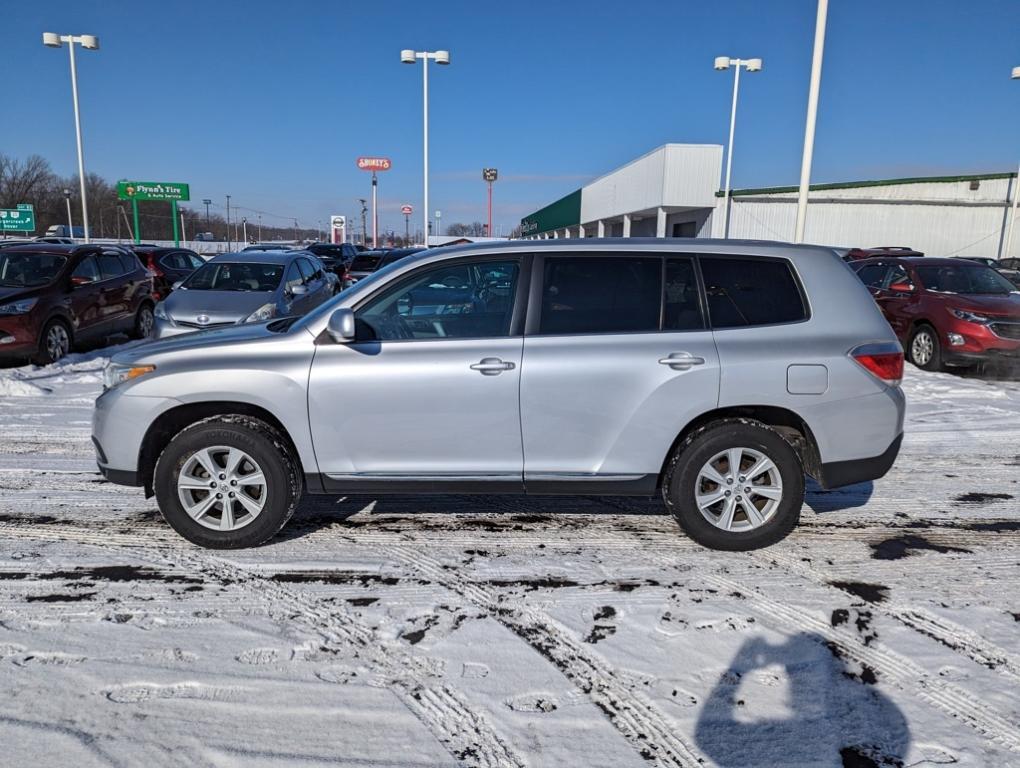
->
(131, 302, 155, 339)
(33, 318, 72, 365)
(662, 420, 804, 551)
(154, 416, 302, 549)
(908, 323, 942, 372)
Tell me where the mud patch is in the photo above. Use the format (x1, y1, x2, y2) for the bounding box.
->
(271, 571, 401, 587)
(953, 492, 1014, 504)
(870, 535, 971, 560)
(840, 744, 904, 767)
(346, 597, 379, 607)
(829, 581, 889, 604)
(25, 591, 97, 603)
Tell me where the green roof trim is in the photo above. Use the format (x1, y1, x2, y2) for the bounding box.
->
(521, 189, 581, 235)
(716, 171, 1018, 198)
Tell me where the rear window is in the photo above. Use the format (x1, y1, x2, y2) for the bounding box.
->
(351, 254, 382, 271)
(700, 257, 807, 328)
(539, 256, 661, 335)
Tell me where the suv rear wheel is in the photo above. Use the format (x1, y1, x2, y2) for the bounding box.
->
(663, 420, 803, 550)
(154, 416, 301, 548)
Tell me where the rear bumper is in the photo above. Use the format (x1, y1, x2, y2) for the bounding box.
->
(818, 433, 902, 489)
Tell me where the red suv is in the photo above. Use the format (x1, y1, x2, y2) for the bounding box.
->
(0, 244, 155, 365)
(844, 246, 924, 262)
(852, 257, 1020, 370)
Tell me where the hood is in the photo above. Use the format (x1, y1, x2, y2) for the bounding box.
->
(0, 285, 45, 304)
(163, 288, 275, 324)
(942, 292, 1020, 318)
(112, 321, 301, 366)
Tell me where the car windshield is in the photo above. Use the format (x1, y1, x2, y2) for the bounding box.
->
(183, 262, 283, 291)
(916, 264, 1017, 296)
(0, 251, 67, 287)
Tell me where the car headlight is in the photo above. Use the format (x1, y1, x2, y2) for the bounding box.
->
(244, 303, 276, 323)
(0, 297, 38, 315)
(153, 302, 169, 320)
(949, 308, 990, 324)
(102, 363, 156, 391)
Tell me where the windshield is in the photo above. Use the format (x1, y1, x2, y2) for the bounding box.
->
(916, 265, 1017, 296)
(183, 262, 283, 291)
(0, 251, 67, 287)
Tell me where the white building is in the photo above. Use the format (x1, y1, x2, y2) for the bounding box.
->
(520, 143, 1020, 259)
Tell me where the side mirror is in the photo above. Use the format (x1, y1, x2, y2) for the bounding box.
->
(290, 284, 308, 296)
(888, 282, 914, 294)
(70, 275, 93, 287)
(172, 280, 184, 290)
(326, 307, 356, 343)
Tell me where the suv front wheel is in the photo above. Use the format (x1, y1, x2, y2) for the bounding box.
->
(663, 420, 803, 551)
(154, 416, 302, 548)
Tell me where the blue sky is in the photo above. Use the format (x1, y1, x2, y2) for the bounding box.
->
(3, 0, 1018, 236)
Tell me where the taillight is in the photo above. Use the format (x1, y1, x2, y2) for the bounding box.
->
(851, 343, 904, 386)
(147, 255, 165, 277)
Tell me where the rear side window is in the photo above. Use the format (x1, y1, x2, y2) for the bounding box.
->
(700, 257, 806, 328)
(540, 257, 661, 335)
(72, 254, 100, 282)
(855, 264, 887, 289)
(98, 252, 127, 279)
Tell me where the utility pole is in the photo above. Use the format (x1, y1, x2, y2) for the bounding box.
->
(202, 198, 212, 233)
(293, 218, 299, 243)
(257, 214, 262, 242)
(371, 171, 378, 248)
(63, 188, 73, 237)
(794, 0, 828, 242)
(242, 217, 248, 244)
(359, 198, 368, 246)
(225, 194, 232, 250)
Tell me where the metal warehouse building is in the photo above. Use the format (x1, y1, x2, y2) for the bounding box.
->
(520, 143, 1019, 259)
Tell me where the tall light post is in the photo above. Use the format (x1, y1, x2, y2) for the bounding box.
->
(401, 49, 450, 248)
(714, 56, 762, 239)
(794, 0, 829, 243)
(63, 188, 73, 238)
(202, 198, 212, 232)
(435, 209, 442, 240)
(43, 32, 99, 243)
(1005, 66, 1020, 260)
(225, 194, 232, 250)
(242, 217, 248, 244)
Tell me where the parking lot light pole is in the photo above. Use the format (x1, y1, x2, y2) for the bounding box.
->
(63, 188, 73, 237)
(44, 32, 99, 243)
(401, 49, 450, 248)
(202, 199, 212, 232)
(794, 0, 829, 243)
(1006, 66, 1020, 260)
(714, 56, 762, 239)
(225, 195, 232, 250)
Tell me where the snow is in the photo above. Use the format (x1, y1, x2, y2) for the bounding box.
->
(1, 346, 1018, 767)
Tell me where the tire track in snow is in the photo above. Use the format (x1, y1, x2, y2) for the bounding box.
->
(374, 544, 705, 768)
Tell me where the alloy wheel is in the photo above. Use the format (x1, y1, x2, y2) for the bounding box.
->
(695, 447, 783, 532)
(176, 445, 267, 532)
(138, 306, 154, 337)
(46, 324, 70, 362)
(911, 330, 934, 366)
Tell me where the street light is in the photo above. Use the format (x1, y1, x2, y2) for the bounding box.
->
(794, 0, 829, 243)
(202, 198, 212, 232)
(1005, 65, 1020, 259)
(401, 48, 450, 246)
(43, 32, 99, 243)
(62, 188, 73, 238)
(714, 56, 762, 238)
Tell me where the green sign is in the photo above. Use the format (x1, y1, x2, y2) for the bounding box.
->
(520, 188, 581, 236)
(0, 204, 35, 232)
(117, 181, 190, 202)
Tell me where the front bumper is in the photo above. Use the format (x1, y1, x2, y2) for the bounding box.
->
(0, 313, 40, 356)
(153, 316, 199, 339)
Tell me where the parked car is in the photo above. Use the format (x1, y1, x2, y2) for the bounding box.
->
(987, 257, 1020, 288)
(130, 246, 205, 300)
(194, 232, 216, 242)
(94, 239, 905, 551)
(844, 246, 923, 262)
(0, 238, 36, 249)
(304, 243, 360, 282)
(34, 236, 75, 245)
(0, 244, 155, 364)
(345, 247, 426, 287)
(152, 251, 333, 338)
(242, 244, 292, 252)
(852, 256, 1020, 370)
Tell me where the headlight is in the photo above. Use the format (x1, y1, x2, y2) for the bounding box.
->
(153, 302, 168, 320)
(0, 298, 38, 315)
(102, 363, 156, 391)
(244, 303, 276, 323)
(949, 308, 990, 324)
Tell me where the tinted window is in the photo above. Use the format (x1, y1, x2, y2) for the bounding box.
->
(885, 264, 910, 287)
(855, 264, 887, 289)
(297, 258, 316, 281)
(700, 257, 806, 328)
(350, 253, 382, 271)
(916, 264, 1016, 295)
(71, 254, 100, 283)
(540, 257, 661, 335)
(119, 252, 140, 274)
(284, 262, 304, 291)
(664, 258, 704, 330)
(98, 252, 126, 279)
(187, 253, 205, 269)
(359, 259, 519, 341)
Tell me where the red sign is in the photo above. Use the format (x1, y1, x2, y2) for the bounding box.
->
(400, 204, 413, 215)
(357, 157, 392, 171)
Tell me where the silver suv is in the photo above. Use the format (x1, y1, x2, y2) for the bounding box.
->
(93, 240, 906, 551)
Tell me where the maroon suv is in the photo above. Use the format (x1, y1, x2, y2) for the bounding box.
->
(0, 244, 155, 365)
(853, 256, 1020, 371)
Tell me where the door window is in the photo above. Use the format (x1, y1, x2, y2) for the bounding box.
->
(855, 264, 888, 289)
(663, 258, 705, 330)
(284, 262, 304, 292)
(539, 256, 661, 335)
(297, 258, 317, 282)
(885, 264, 910, 288)
(71, 254, 100, 283)
(98, 252, 127, 280)
(358, 259, 520, 340)
(700, 257, 807, 328)
(186, 253, 205, 269)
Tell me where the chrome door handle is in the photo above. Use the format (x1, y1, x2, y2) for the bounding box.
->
(470, 357, 516, 376)
(658, 352, 706, 370)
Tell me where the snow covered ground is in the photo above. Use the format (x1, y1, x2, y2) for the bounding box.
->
(0, 345, 1018, 768)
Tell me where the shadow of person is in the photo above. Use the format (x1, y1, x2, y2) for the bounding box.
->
(804, 478, 874, 514)
(694, 633, 909, 768)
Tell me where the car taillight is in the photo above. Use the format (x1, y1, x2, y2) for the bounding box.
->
(147, 256, 165, 277)
(851, 343, 904, 386)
